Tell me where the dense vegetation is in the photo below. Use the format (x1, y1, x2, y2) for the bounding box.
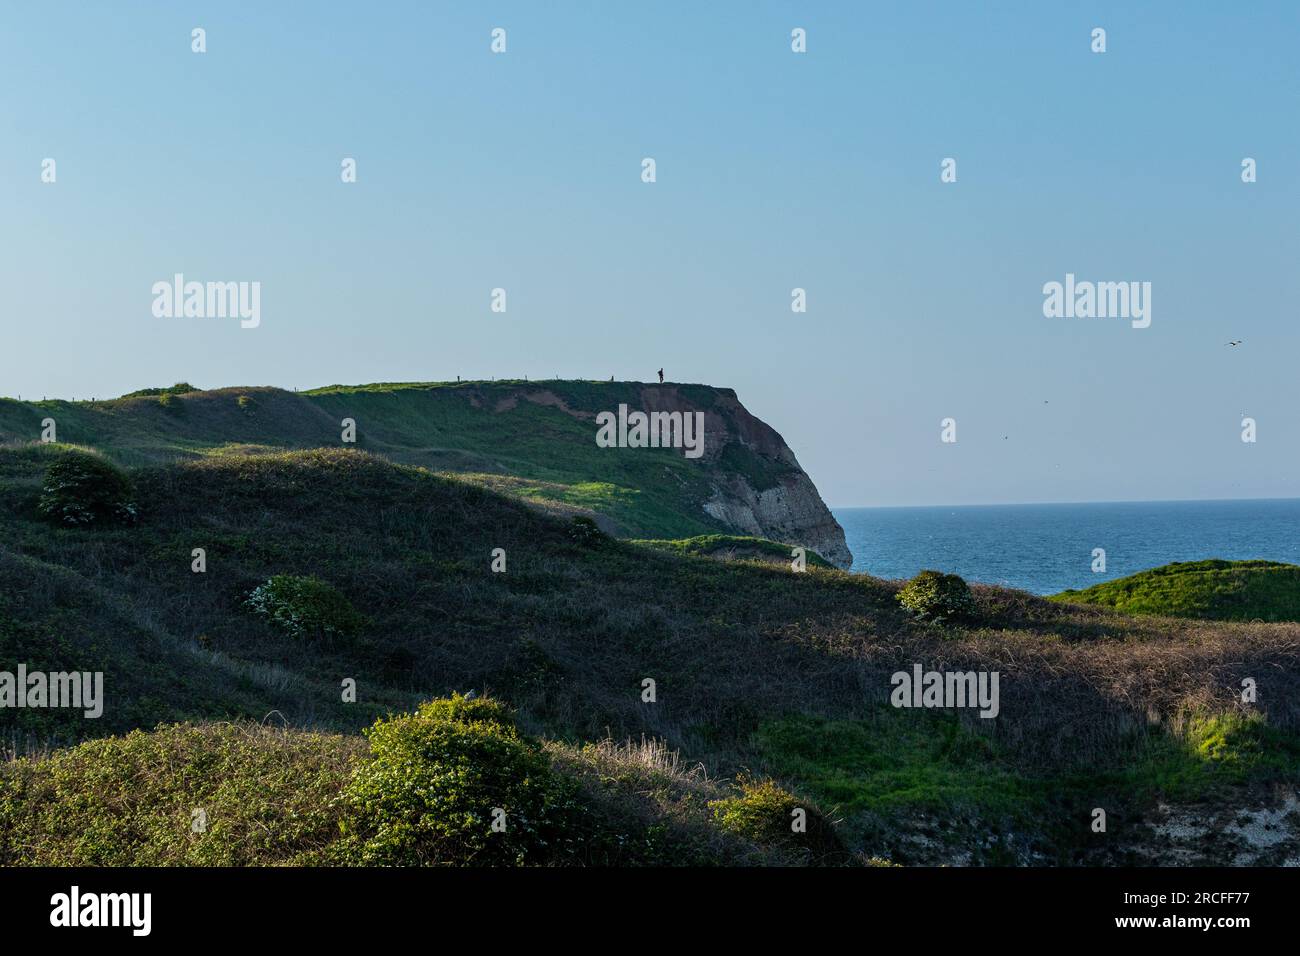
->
(0, 696, 828, 867)
(1053, 559, 1300, 622)
(1, 384, 1298, 866)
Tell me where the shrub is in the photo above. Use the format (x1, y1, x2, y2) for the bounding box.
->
(897, 569, 976, 621)
(120, 382, 198, 399)
(336, 694, 577, 865)
(245, 574, 365, 641)
(709, 776, 844, 863)
(37, 451, 138, 526)
(415, 694, 518, 732)
(567, 515, 606, 548)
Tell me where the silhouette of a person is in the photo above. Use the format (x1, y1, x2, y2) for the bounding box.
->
(658, 368, 664, 384)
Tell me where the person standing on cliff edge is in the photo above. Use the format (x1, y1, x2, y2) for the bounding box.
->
(658, 368, 664, 384)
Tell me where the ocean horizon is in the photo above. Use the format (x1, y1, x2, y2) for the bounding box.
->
(834, 497, 1300, 596)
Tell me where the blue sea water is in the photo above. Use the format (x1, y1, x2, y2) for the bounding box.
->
(833, 499, 1300, 596)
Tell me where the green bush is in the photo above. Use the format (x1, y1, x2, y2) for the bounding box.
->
(414, 694, 518, 731)
(336, 694, 576, 865)
(37, 451, 138, 526)
(121, 382, 198, 399)
(245, 574, 365, 640)
(567, 515, 606, 548)
(709, 776, 844, 863)
(897, 569, 976, 621)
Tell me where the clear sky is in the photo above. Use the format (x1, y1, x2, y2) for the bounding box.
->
(2, 2, 1297, 507)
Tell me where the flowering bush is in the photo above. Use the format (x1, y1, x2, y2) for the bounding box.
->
(38, 451, 138, 526)
(245, 574, 365, 640)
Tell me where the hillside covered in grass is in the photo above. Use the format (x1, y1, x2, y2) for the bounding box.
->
(0, 696, 843, 867)
(2, 440, 1299, 865)
(0, 380, 852, 567)
(1053, 559, 1300, 623)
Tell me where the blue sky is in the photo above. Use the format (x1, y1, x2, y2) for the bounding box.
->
(2, 2, 1297, 506)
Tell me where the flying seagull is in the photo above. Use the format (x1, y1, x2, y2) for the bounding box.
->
(1226, 340, 1242, 347)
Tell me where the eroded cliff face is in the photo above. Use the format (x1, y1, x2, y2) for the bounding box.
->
(636, 384, 851, 567)
(510, 383, 852, 569)
(700, 475, 853, 570)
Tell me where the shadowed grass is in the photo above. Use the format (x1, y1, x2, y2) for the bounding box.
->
(1, 444, 1298, 864)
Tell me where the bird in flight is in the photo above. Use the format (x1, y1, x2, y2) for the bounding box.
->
(1226, 340, 1242, 347)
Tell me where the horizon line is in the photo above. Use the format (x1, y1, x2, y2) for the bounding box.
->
(832, 495, 1300, 511)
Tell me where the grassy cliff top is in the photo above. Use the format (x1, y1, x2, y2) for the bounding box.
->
(1052, 559, 1300, 622)
(0, 380, 795, 541)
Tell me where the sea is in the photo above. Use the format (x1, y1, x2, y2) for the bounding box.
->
(833, 498, 1300, 596)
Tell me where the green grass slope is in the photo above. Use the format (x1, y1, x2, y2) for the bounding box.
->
(2, 444, 1299, 864)
(0, 380, 802, 541)
(1052, 559, 1300, 622)
(0, 701, 831, 867)
(630, 534, 835, 568)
